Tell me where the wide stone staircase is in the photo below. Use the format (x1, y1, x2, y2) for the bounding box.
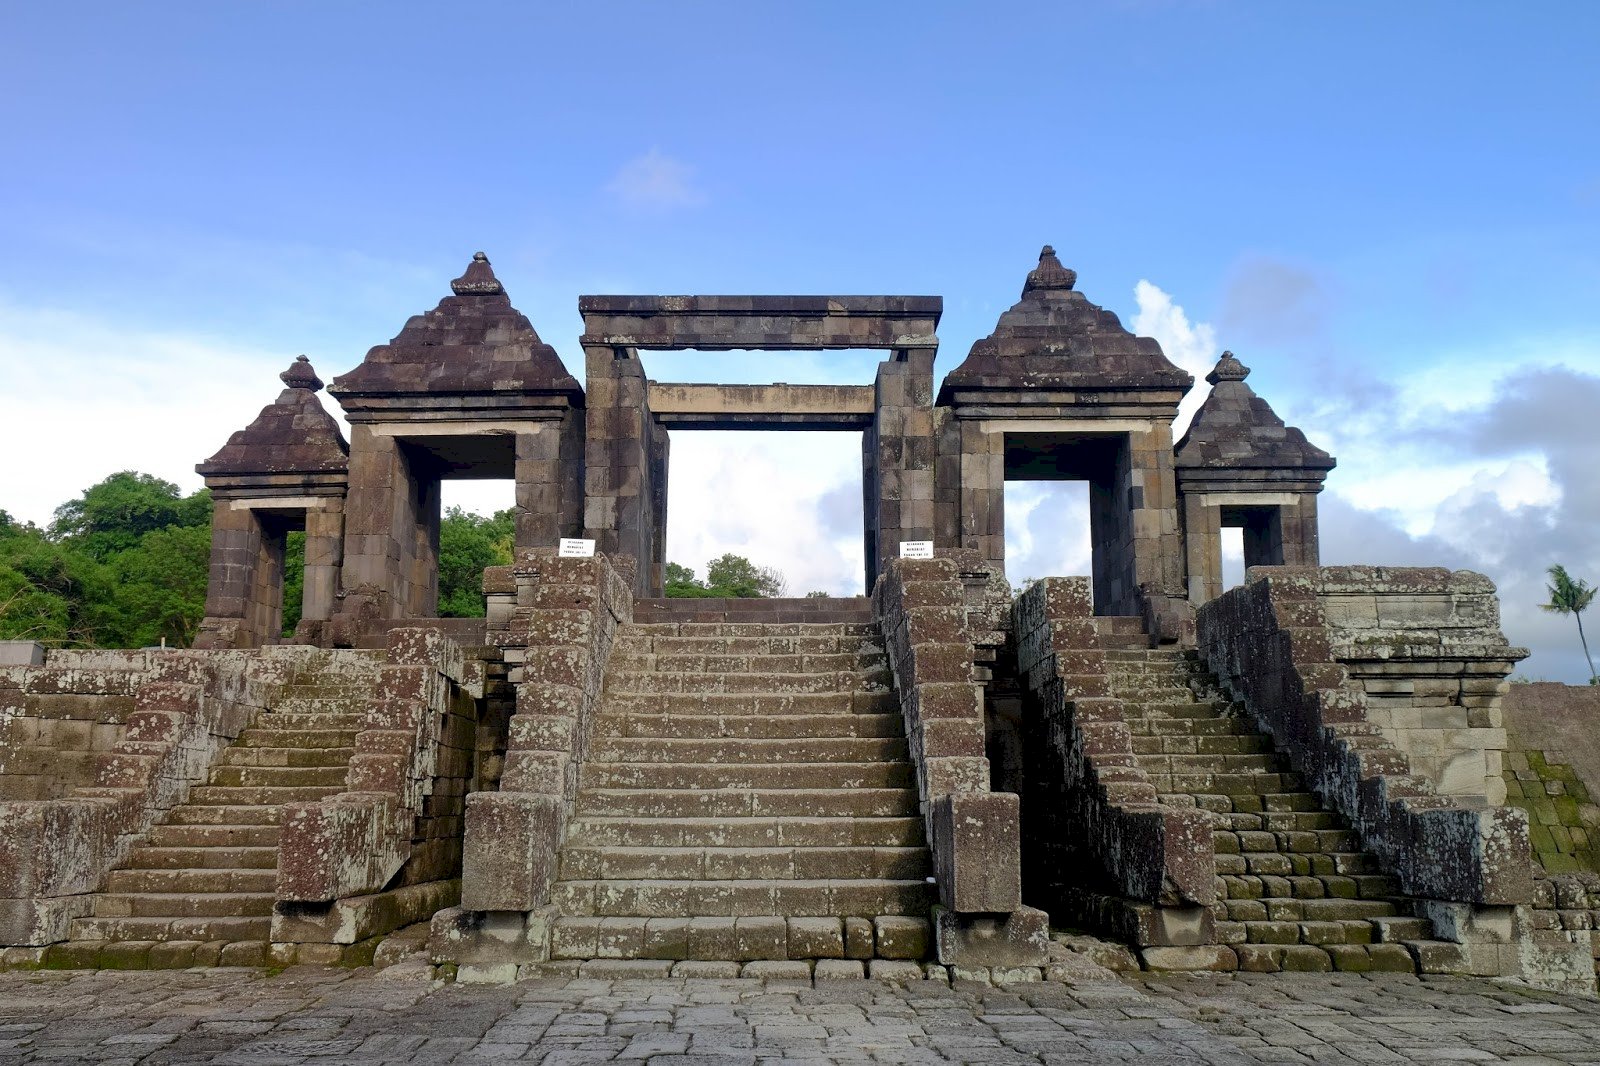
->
(1108, 643, 1449, 973)
(50, 650, 383, 968)
(545, 614, 937, 967)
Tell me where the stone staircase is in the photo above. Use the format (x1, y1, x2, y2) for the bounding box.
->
(1109, 645, 1447, 973)
(545, 618, 937, 967)
(49, 650, 383, 968)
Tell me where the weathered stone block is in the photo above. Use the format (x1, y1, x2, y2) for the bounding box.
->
(933, 905, 1048, 968)
(460, 792, 563, 912)
(932, 791, 1021, 912)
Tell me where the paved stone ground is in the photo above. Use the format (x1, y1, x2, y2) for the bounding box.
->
(0, 967, 1596, 1065)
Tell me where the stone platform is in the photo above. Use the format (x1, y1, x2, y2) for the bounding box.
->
(0, 968, 1597, 1064)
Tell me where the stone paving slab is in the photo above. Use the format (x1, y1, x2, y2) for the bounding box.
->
(0, 967, 1595, 1064)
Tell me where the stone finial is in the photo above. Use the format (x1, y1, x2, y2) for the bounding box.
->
(1023, 244, 1077, 295)
(451, 251, 505, 296)
(1205, 350, 1251, 386)
(279, 355, 324, 392)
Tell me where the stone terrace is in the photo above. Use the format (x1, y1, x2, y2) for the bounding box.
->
(1, 968, 1599, 1064)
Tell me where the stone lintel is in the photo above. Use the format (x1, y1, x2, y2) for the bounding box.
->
(366, 420, 556, 438)
(647, 382, 874, 430)
(204, 474, 348, 500)
(337, 395, 575, 424)
(974, 417, 1166, 436)
(578, 295, 942, 352)
(947, 392, 1187, 419)
(224, 496, 346, 513)
(1189, 491, 1305, 508)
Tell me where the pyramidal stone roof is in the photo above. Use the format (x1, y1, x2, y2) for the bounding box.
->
(938, 246, 1193, 403)
(197, 356, 350, 477)
(1175, 351, 1335, 471)
(330, 252, 582, 402)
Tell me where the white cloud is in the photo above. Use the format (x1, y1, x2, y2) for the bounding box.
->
(606, 149, 706, 211)
(1132, 280, 1219, 436)
(0, 301, 296, 525)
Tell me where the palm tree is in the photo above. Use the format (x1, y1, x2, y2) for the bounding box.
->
(1542, 564, 1598, 685)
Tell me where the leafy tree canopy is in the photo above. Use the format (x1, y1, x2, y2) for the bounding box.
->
(665, 553, 786, 598)
(49, 471, 209, 559)
(438, 507, 514, 618)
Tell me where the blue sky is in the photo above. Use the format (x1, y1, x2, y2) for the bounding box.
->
(2, 2, 1598, 680)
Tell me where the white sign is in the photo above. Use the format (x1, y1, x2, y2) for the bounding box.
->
(558, 538, 596, 558)
(899, 541, 934, 559)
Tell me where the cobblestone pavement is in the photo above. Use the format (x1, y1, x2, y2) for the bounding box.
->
(0, 967, 1596, 1065)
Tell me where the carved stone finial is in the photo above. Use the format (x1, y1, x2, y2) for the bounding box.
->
(279, 355, 323, 392)
(1206, 350, 1251, 386)
(1024, 244, 1077, 294)
(452, 251, 504, 295)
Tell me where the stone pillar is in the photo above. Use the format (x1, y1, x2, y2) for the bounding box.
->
(248, 521, 288, 643)
(336, 425, 438, 626)
(862, 429, 879, 590)
(583, 346, 657, 594)
(1181, 492, 1223, 605)
(1124, 423, 1190, 639)
(647, 421, 670, 596)
(1280, 493, 1321, 566)
(195, 505, 265, 649)
(868, 349, 936, 585)
(300, 503, 344, 624)
(514, 424, 563, 551)
(955, 422, 1004, 565)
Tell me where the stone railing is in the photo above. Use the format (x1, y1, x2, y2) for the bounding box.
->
(1012, 578, 1215, 949)
(0, 649, 266, 945)
(274, 629, 475, 947)
(459, 551, 632, 913)
(1196, 568, 1532, 907)
(872, 556, 1046, 967)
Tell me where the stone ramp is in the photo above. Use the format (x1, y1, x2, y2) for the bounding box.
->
(42, 650, 385, 969)
(1110, 645, 1453, 973)
(545, 619, 937, 967)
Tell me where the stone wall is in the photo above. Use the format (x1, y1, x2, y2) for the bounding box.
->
(1012, 577, 1214, 948)
(872, 556, 1045, 967)
(0, 648, 269, 945)
(1318, 567, 1523, 805)
(272, 630, 477, 947)
(460, 551, 632, 913)
(1196, 568, 1531, 908)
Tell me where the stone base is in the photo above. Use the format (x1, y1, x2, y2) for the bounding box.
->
(933, 906, 1049, 968)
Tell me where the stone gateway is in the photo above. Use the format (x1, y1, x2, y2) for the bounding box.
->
(2, 248, 1596, 995)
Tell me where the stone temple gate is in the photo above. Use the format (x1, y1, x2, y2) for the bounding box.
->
(4, 247, 1596, 992)
(189, 247, 1336, 649)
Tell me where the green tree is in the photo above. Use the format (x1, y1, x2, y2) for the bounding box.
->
(101, 525, 211, 647)
(437, 507, 514, 617)
(49, 471, 209, 559)
(664, 554, 787, 598)
(0, 514, 110, 645)
(1542, 564, 1598, 685)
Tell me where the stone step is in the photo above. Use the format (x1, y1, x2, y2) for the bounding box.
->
(1212, 894, 1402, 921)
(220, 746, 355, 768)
(1213, 829, 1362, 855)
(586, 738, 909, 764)
(1220, 870, 1397, 900)
(1136, 754, 1284, 775)
(1215, 851, 1384, 879)
(145, 824, 281, 848)
(608, 652, 886, 675)
(1127, 717, 1255, 738)
(187, 785, 345, 805)
(576, 788, 920, 819)
(580, 762, 915, 792)
(104, 867, 277, 894)
(1219, 810, 1343, 832)
(546, 915, 928, 962)
(208, 765, 349, 789)
(1143, 772, 1303, 795)
(568, 816, 924, 849)
(601, 692, 896, 716)
(1121, 701, 1231, 720)
(92, 891, 275, 918)
(121, 845, 278, 871)
(612, 635, 883, 656)
(628, 622, 877, 638)
(606, 669, 892, 696)
(164, 805, 282, 826)
(593, 712, 905, 740)
(267, 696, 369, 716)
(558, 845, 931, 881)
(67, 915, 272, 944)
(549, 878, 934, 918)
(236, 727, 362, 749)
(273, 682, 372, 700)
(1132, 734, 1273, 756)
(252, 713, 364, 732)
